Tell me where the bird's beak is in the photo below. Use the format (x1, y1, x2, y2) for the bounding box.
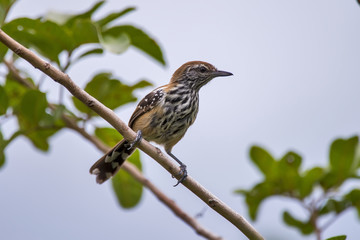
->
(213, 70, 233, 77)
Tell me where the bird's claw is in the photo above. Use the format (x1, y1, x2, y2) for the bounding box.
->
(173, 164, 187, 187)
(126, 130, 142, 150)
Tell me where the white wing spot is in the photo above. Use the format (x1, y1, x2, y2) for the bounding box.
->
(104, 155, 112, 163)
(92, 168, 100, 175)
(121, 152, 129, 159)
(112, 151, 120, 159)
(111, 161, 119, 169)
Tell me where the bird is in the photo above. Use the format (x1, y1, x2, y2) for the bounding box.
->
(90, 61, 233, 186)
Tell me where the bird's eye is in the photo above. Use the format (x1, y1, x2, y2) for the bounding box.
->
(199, 66, 207, 73)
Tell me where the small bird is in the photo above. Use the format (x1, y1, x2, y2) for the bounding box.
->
(90, 61, 233, 186)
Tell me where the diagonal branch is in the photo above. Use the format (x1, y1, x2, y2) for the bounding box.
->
(0, 29, 264, 240)
(4, 59, 221, 240)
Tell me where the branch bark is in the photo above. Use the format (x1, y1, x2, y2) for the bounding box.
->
(4, 59, 221, 240)
(0, 29, 264, 240)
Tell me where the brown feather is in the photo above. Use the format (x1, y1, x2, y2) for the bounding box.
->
(128, 86, 165, 128)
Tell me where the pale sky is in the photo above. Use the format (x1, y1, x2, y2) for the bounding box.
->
(1, 1, 360, 240)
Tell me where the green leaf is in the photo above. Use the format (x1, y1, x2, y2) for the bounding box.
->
(319, 199, 350, 216)
(16, 101, 63, 151)
(97, 7, 136, 27)
(16, 91, 62, 151)
(0, 148, 4, 168)
(0, 130, 6, 168)
(326, 235, 347, 240)
(320, 171, 338, 190)
(25, 128, 57, 151)
(344, 189, 360, 218)
(0, 39, 8, 59)
(69, 19, 99, 50)
(100, 27, 131, 54)
(249, 146, 276, 177)
(283, 211, 314, 235)
(100, 25, 165, 65)
(319, 189, 360, 219)
(2, 18, 73, 64)
(64, 0, 105, 27)
(0, 85, 9, 115)
(51, 104, 66, 122)
(299, 167, 324, 198)
(112, 149, 143, 208)
(95, 127, 123, 147)
(76, 48, 103, 60)
(4, 74, 27, 107)
(39, 111, 65, 129)
(0, 0, 16, 26)
(0, 0, 15, 56)
(278, 151, 302, 191)
(238, 182, 277, 220)
(240, 147, 305, 220)
(279, 151, 302, 170)
(44, 6, 102, 52)
(121, 25, 165, 65)
(19, 90, 47, 124)
(325, 136, 359, 188)
(330, 136, 358, 174)
(131, 79, 152, 89)
(72, 72, 139, 115)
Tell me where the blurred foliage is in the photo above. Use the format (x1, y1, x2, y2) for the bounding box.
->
(0, 0, 165, 67)
(325, 235, 347, 240)
(236, 136, 360, 240)
(0, 1, 165, 209)
(0, 0, 16, 26)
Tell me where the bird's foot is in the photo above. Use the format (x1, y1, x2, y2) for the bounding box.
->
(173, 164, 187, 187)
(126, 130, 142, 150)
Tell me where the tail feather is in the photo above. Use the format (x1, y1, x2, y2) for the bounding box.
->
(90, 140, 135, 184)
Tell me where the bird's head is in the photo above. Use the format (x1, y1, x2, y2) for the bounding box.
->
(171, 61, 233, 90)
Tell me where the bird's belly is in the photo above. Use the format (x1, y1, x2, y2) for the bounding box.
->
(146, 108, 197, 144)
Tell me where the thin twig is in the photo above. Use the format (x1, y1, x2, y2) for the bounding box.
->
(310, 210, 321, 240)
(0, 29, 264, 240)
(4, 58, 222, 240)
(3, 130, 23, 148)
(3, 59, 35, 89)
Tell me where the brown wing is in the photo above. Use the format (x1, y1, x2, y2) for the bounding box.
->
(128, 86, 166, 128)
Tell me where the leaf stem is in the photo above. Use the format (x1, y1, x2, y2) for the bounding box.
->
(3, 130, 23, 148)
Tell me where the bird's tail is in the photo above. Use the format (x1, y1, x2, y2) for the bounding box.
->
(89, 139, 135, 184)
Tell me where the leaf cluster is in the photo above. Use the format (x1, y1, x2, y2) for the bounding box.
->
(0, 0, 165, 67)
(0, 1, 165, 209)
(235, 136, 360, 239)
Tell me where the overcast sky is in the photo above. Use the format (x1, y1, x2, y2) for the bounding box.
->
(1, 1, 360, 240)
